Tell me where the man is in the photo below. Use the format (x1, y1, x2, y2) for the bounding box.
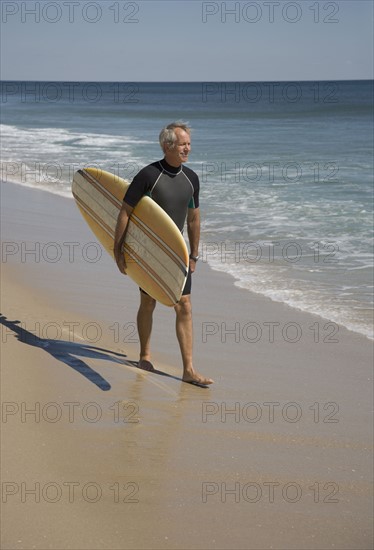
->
(114, 122, 214, 386)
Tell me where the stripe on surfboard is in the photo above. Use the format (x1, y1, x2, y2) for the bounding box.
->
(73, 192, 115, 239)
(123, 243, 180, 304)
(131, 213, 188, 269)
(79, 169, 123, 210)
(130, 214, 188, 276)
(125, 221, 185, 297)
(73, 170, 122, 232)
(126, 220, 187, 290)
(73, 171, 120, 230)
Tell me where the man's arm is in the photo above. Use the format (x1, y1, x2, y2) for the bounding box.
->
(114, 201, 133, 273)
(187, 207, 200, 273)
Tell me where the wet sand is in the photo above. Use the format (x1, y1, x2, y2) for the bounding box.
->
(1, 181, 373, 549)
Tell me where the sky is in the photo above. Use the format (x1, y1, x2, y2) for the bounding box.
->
(0, 0, 373, 81)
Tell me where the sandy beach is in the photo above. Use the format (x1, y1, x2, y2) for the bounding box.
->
(1, 181, 373, 550)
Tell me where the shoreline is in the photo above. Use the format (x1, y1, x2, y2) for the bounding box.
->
(1, 180, 373, 549)
(2, 178, 372, 341)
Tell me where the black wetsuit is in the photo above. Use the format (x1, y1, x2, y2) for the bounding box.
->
(123, 158, 200, 295)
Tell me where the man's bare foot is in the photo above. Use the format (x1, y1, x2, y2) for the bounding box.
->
(183, 369, 214, 386)
(137, 359, 155, 372)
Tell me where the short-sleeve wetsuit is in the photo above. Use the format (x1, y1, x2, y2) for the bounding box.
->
(123, 158, 200, 295)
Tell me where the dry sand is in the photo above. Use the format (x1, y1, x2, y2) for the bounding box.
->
(1, 181, 373, 549)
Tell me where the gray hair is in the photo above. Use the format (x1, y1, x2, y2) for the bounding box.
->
(159, 121, 191, 152)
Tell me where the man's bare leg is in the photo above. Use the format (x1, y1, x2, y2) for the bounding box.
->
(136, 291, 156, 371)
(174, 295, 214, 385)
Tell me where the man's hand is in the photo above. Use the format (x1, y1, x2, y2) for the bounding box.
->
(187, 208, 200, 275)
(114, 202, 133, 274)
(114, 244, 127, 274)
(189, 257, 197, 274)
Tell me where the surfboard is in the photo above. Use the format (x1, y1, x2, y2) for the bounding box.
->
(72, 167, 189, 306)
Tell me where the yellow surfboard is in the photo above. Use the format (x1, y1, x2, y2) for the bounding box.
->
(72, 168, 189, 306)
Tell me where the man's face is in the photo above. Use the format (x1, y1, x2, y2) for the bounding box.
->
(165, 128, 191, 166)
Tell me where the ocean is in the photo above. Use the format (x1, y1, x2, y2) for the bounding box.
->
(1, 80, 373, 338)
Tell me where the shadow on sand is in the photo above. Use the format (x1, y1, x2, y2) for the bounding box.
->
(0, 314, 203, 390)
